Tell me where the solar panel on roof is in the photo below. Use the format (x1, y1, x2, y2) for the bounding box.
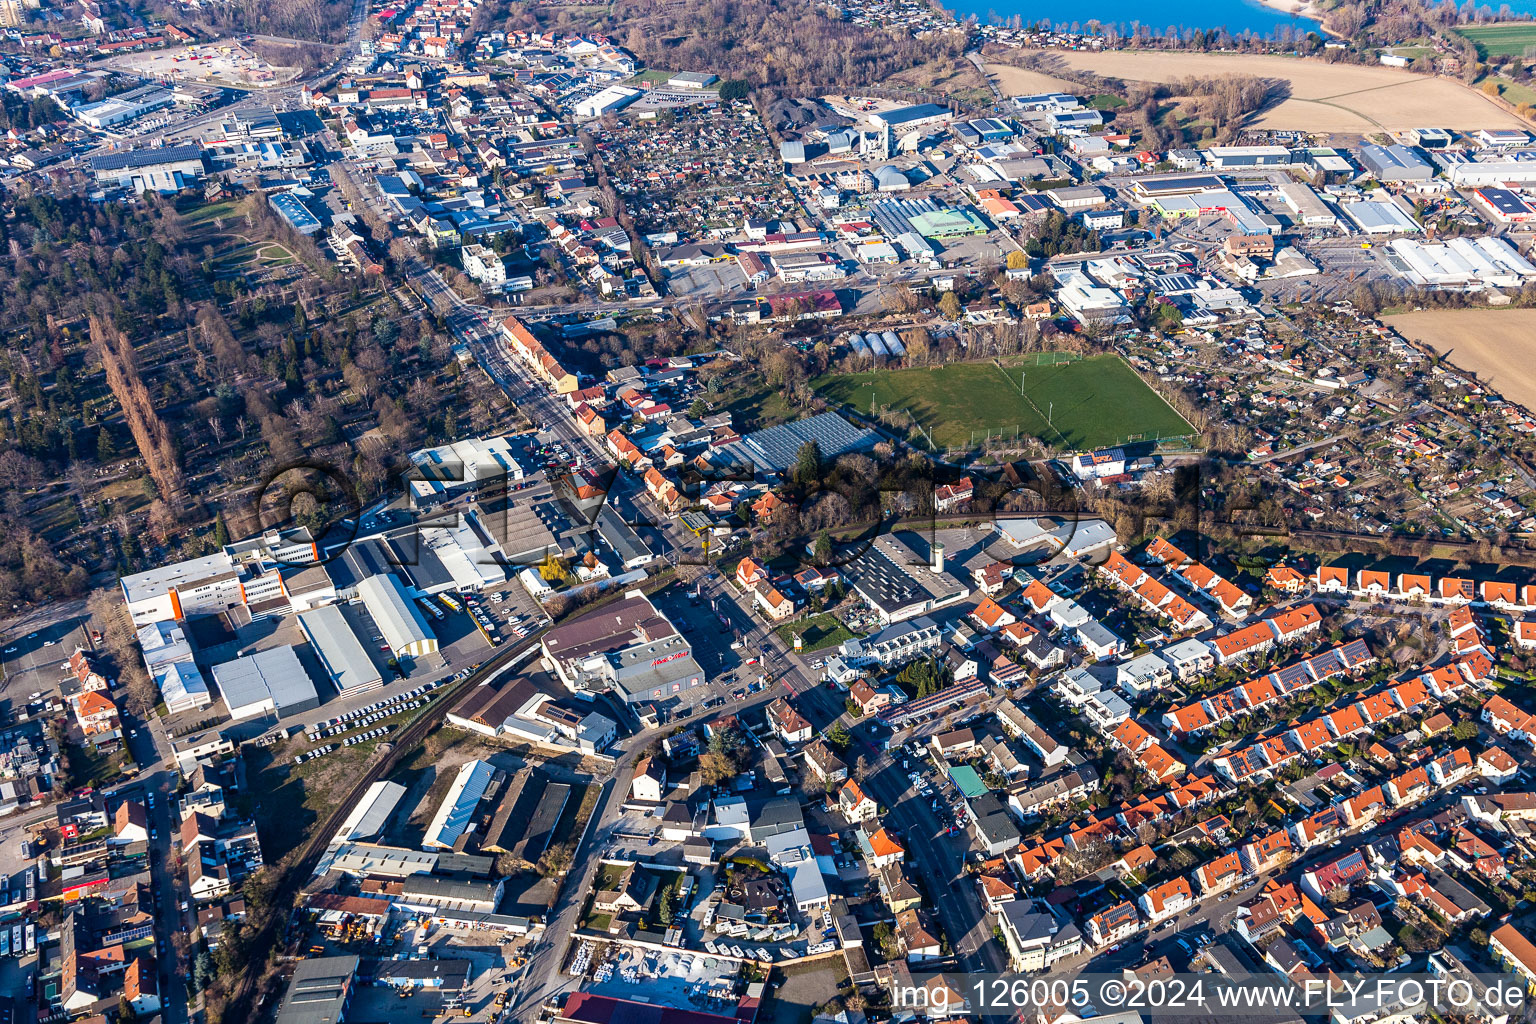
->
(1338, 638, 1372, 665)
(1273, 663, 1311, 689)
(88, 145, 204, 171)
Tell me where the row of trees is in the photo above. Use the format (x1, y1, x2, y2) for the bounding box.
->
(91, 313, 190, 510)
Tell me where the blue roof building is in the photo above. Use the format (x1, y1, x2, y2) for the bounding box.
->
(269, 191, 323, 235)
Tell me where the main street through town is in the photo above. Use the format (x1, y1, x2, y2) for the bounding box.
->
(406, 259, 1016, 985)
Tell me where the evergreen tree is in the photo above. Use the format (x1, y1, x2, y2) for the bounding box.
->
(792, 440, 821, 487)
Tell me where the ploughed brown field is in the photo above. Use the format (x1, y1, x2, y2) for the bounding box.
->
(1384, 309, 1536, 409)
(1039, 50, 1527, 133)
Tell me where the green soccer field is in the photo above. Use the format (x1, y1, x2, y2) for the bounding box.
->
(1457, 22, 1536, 57)
(813, 354, 1194, 452)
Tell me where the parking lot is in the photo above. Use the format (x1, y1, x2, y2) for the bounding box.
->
(665, 263, 748, 298)
(648, 580, 768, 721)
(0, 614, 92, 714)
(101, 42, 303, 87)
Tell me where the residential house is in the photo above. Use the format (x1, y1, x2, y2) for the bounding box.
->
(896, 908, 942, 961)
(1489, 923, 1536, 993)
(838, 780, 878, 823)
(803, 741, 848, 785)
(1086, 901, 1141, 948)
(1138, 877, 1192, 923)
(767, 698, 812, 745)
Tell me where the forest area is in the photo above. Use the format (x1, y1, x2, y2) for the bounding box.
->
(491, 0, 972, 96)
(0, 188, 516, 611)
(144, 0, 355, 44)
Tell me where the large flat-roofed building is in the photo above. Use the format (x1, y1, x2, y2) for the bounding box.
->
(324, 538, 397, 599)
(1206, 145, 1292, 169)
(596, 505, 654, 570)
(157, 661, 212, 715)
(326, 842, 437, 878)
(390, 515, 509, 594)
(574, 85, 639, 119)
(872, 103, 953, 131)
(397, 874, 505, 913)
(1346, 199, 1421, 234)
(297, 605, 384, 696)
(270, 191, 323, 235)
(1448, 154, 1536, 187)
(840, 536, 970, 626)
(1359, 143, 1433, 182)
(994, 516, 1117, 559)
(719, 411, 878, 476)
(1190, 189, 1278, 235)
(75, 84, 173, 129)
(1386, 236, 1536, 288)
(357, 574, 438, 657)
(540, 591, 705, 705)
(88, 145, 205, 193)
(211, 646, 320, 722)
(474, 489, 569, 566)
(1472, 186, 1536, 224)
(1130, 175, 1224, 199)
(230, 106, 283, 140)
(908, 207, 988, 237)
(121, 553, 243, 626)
(405, 436, 525, 507)
(1278, 182, 1338, 227)
(139, 620, 213, 713)
(1049, 185, 1107, 210)
(275, 955, 358, 1024)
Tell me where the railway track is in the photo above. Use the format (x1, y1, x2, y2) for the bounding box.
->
(218, 627, 549, 1023)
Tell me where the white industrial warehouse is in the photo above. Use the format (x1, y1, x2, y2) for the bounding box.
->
(574, 85, 639, 118)
(334, 780, 407, 843)
(297, 604, 385, 695)
(358, 574, 439, 657)
(211, 646, 320, 722)
(1386, 236, 1536, 289)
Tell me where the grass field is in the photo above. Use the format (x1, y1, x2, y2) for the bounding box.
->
(775, 613, 856, 653)
(182, 199, 241, 225)
(1458, 22, 1536, 58)
(627, 68, 690, 86)
(1488, 75, 1536, 107)
(208, 241, 296, 277)
(715, 372, 796, 432)
(814, 355, 1193, 452)
(1503, 78, 1536, 105)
